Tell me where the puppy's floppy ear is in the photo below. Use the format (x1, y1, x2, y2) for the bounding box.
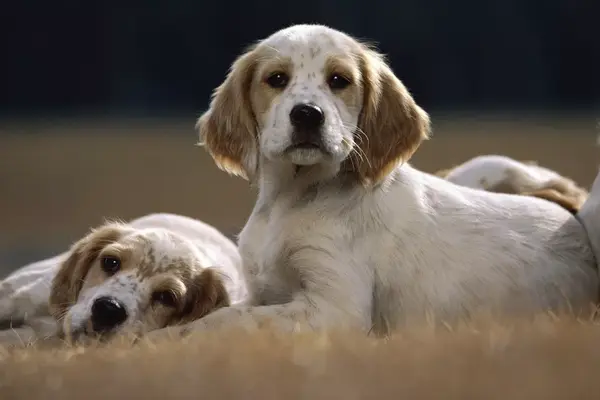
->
(48, 223, 126, 320)
(524, 188, 583, 215)
(350, 45, 431, 185)
(175, 267, 231, 325)
(196, 44, 261, 181)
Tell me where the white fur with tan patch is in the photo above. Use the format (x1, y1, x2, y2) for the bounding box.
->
(65, 228, 207, 336)
(146, 25, 599, 341)
(0, 213, 246, 345)
(258, 27, 360, 167)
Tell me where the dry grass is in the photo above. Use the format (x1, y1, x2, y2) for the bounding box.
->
(3, 315, 600, 399)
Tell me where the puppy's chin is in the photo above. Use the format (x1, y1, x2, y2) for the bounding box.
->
(262, 128, 352, 167)
(286, 147, 327, 166)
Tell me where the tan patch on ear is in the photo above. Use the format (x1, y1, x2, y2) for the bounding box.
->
(196, 44, 263, 181)
(174, 268, 231, 325)
(347, 44, 431, 186)
(48, 223, 126, 321)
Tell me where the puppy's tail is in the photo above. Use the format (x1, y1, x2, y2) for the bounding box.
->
(577, 169, 600, 263)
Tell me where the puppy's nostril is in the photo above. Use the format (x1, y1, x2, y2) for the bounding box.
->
(91, 296, 127, 333)
(290, 103, 324, 130)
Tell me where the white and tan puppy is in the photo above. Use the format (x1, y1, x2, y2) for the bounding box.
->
(0, 213, 246, 344)
(149, 24, 598, 340)
(434, 155, 588, 214)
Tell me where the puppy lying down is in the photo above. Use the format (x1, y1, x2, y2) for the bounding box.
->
(434, 155, 589, 214)
(0, 213, 246, 345)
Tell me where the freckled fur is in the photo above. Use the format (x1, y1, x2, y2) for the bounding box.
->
(0, 213, 246, 344)
(198, 25, 429, 186)
(147, 25, 599, 341)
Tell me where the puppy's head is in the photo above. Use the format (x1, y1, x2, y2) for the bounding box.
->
(49, 222, 230, 342)
(197, 24, 430, 185)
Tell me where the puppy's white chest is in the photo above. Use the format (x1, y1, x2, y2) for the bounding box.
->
(238, 214, 296, 305)
(242, 201, 339, 305)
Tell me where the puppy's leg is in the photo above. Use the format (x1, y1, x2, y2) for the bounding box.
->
(144, 245, 373, 341)
(145, 301, 320, 341)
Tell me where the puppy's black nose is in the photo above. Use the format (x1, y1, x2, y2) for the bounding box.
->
(91, 296, 127, 333)
(290, 103, 324, 130)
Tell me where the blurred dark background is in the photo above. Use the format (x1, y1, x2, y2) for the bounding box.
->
(1, 1, 599, 274)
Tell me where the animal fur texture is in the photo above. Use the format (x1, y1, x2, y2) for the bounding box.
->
(434, 154, 589, 214)
(145, 24, 600, 341)
(0, 213, 246, 345)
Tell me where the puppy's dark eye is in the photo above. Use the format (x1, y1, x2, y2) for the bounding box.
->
(100, 256, 121, 275)
(266, 72, 289, 89)
(328, 74, 351, 90)
(152, 290, 177, 308)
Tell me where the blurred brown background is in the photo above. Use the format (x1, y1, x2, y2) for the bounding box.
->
(0, 114, 597, 275)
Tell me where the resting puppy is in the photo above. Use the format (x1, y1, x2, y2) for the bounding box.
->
(0, 213, 245, 344)
(434, 155, 588, 214)
(149, 24, 598, 339)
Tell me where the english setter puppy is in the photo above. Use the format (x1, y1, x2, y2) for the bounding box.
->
(148, 24, 599, 339)
(434, 155, 589, 214)
(0, 213, 246, 345)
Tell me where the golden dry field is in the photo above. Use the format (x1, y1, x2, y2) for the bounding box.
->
(2, 316, 600, 399)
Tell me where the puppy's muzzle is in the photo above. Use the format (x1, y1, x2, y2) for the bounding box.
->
(90, 296, 128, 333)
(289, 102, 325, 149)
